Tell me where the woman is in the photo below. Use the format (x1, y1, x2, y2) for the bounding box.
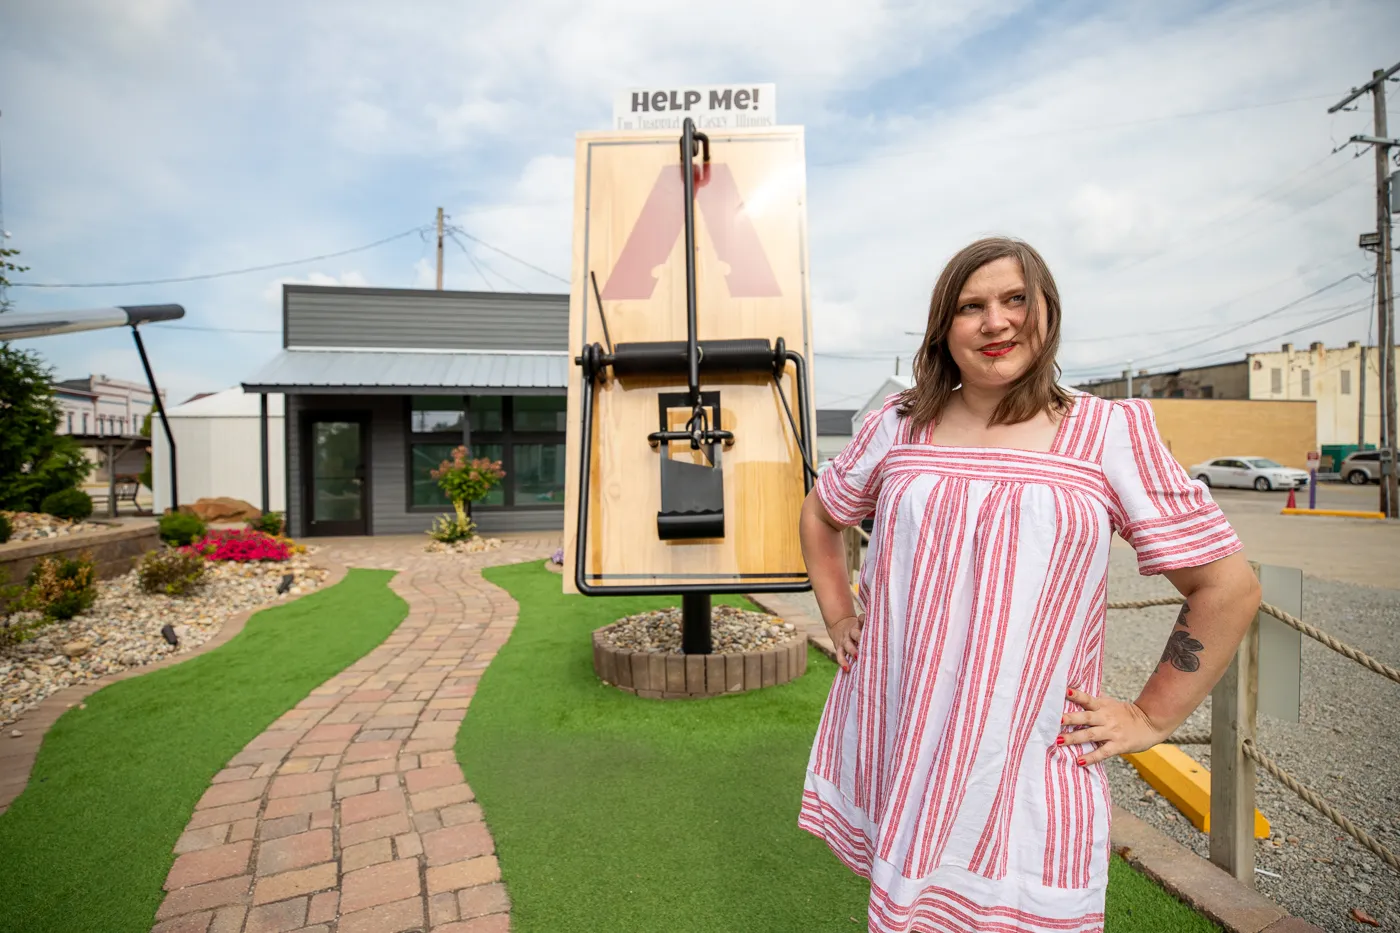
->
(797, 236, 1261, 933)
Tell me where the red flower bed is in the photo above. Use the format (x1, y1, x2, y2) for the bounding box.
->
(184, 528, 291, 563)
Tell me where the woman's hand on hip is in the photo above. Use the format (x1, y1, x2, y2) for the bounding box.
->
(826, 613, 863, 672)
(1059, 687, 1170, 766)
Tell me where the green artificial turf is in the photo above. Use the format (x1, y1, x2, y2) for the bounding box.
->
(0, 568, 407, 933)
(464, 560, 1219, 933)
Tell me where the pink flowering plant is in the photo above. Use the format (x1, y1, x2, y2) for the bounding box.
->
(428, 445, 505, 542)
(185, 528, 291, 563)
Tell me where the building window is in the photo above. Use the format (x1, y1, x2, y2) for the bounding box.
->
(1301, 369, 1311, 397)
(411, 396, 464, 433)
(513, 396, 567, 432)
(470, 396, 504, 432)
(512, 442, 566, 504)
(406, 396, 562, 512)
(410, 443, 458, 508)
(1270, 368, 1282, 394)
(1341, 370, 1352, 395)
(82, 412, 89, 433)
(66, 412, 73, 433)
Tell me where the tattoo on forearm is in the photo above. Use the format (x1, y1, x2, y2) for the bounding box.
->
(1159, 601, 1203, 673)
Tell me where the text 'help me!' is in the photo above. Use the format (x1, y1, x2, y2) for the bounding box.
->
(613, 84, 777, 131)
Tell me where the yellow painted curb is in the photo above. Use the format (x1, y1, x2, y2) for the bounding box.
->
(1122, 744, 1270, 838)
(1280, 508, 1386, 519)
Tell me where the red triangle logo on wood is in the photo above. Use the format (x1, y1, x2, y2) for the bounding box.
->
(600, 164, 782, 300)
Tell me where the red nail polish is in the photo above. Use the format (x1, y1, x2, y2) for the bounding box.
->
(1077, 757, 1086, 766)
(1066, 688, 1073, 698)
(1056, 736, 1065, 746)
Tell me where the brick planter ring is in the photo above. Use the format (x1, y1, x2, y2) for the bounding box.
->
(592, 632, 808, 700)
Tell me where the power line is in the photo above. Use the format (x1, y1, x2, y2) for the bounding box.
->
(164, 324, 279, 335)
(446, 230, 529, 292)
(445, 225, 569, 284)
(12, 225, 432, 289)
(1124, 272, 1372, 367)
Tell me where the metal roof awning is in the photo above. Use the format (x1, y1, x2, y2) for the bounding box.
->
(241, 348, 570, 395)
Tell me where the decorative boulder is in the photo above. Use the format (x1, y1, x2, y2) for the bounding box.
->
(183, 497, 261, 523)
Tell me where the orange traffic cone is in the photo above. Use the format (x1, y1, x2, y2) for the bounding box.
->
(1285, 486, 1297, 509)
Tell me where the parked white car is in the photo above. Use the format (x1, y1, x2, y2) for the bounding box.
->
(1188, 457, 1310, 492)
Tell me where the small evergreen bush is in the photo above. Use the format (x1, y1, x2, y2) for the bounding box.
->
(21, 552, 97, 621)
(246, 511, 284, 536)
(137, 548, 207, 596)
(0, 513, 12, 544)
(159, 512, 206, 547)
(40, 488, 94, 521)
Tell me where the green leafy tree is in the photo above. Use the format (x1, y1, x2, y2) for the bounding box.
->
(0, 244, 29, 314)
(138, 411, 153, 491)
(0, 247, 95, 511)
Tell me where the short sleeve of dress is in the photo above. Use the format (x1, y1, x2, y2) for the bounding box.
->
(1101, 399, 1243, 575)
(814, 399, 902, 526)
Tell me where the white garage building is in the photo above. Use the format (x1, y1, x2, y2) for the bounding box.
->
(152, 388, 285, 516)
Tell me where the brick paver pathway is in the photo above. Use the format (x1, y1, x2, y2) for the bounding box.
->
(151, 534, 558, 933)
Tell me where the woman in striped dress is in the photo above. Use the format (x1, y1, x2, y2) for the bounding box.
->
(797, 237, 1262, 933)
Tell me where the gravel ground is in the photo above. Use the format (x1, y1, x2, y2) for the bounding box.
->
(597, 606, 800, 655)
(0, 511, 104, 543)
(2, 550, 330, 727)
(1102, 544, 1399, 933)
(783, 543, 1399, 931)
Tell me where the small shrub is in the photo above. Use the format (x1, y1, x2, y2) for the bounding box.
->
(21, 552, 98, 621)
(0, 513, 12, 544)
(40, 488, 93, 521)
(246, 511, 284, 536)
(159, 512, 207, 547)
(138, 548, 207, 596)
(188, 528, 290, 562)
(551, 547, 564, 565)
(428, 514, 477, 543)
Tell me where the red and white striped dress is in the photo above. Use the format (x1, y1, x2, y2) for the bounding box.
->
(800, 391, 1242, 933)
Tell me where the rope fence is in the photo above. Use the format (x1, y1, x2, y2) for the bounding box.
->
(1102, 591, 1400, 879)
(840, 531, 1399, 884)
(1242, 740, 1400, 873)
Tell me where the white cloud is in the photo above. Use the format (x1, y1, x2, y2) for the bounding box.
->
(4, 0, 1397, 413)
(260, 271, 370, 305)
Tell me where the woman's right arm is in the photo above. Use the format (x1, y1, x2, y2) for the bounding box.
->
(799, 490, 862, 671)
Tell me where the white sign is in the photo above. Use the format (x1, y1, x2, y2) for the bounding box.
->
(1306, 450, 1321, 470)
(613, 84, 777, 131)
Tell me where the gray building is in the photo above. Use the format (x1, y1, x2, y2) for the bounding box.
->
(243, 285, 569, 538)
(1073, 359, 1249, 400)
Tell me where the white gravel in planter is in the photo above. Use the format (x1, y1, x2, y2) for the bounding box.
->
(1, 550, 331, 727)
(1, 511, 104, 543)
(424, 537, 503, 554)
(597, 606, 800, 655)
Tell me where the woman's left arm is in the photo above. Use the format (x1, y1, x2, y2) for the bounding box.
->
(1062, 549, 1261, 765)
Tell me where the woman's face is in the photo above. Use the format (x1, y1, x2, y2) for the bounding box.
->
(945, 256, 1046, 391)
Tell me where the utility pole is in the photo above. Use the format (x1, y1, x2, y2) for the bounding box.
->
(435, 207, 445, 291)
(1330, 63, 1399, 518)
(1126, 362, 1134, 400)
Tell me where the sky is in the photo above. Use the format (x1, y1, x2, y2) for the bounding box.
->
(1, 0, 1397, 412)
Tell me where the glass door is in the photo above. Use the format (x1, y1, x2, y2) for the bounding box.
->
(306, 416, 368, 536)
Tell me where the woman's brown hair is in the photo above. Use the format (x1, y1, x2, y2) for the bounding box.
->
(897, 236, 1072, 431)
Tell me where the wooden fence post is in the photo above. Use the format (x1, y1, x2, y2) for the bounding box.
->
(1209, 562, 1262, 884)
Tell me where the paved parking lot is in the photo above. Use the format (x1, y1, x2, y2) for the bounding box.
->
(1202, 484, 1398, 590)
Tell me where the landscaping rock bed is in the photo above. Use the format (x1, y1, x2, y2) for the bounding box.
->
(1, 550, 330, 727)
(424, 537, 504, 554)
(1, 511, 104, 543)
(597, 606, 800, 655)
